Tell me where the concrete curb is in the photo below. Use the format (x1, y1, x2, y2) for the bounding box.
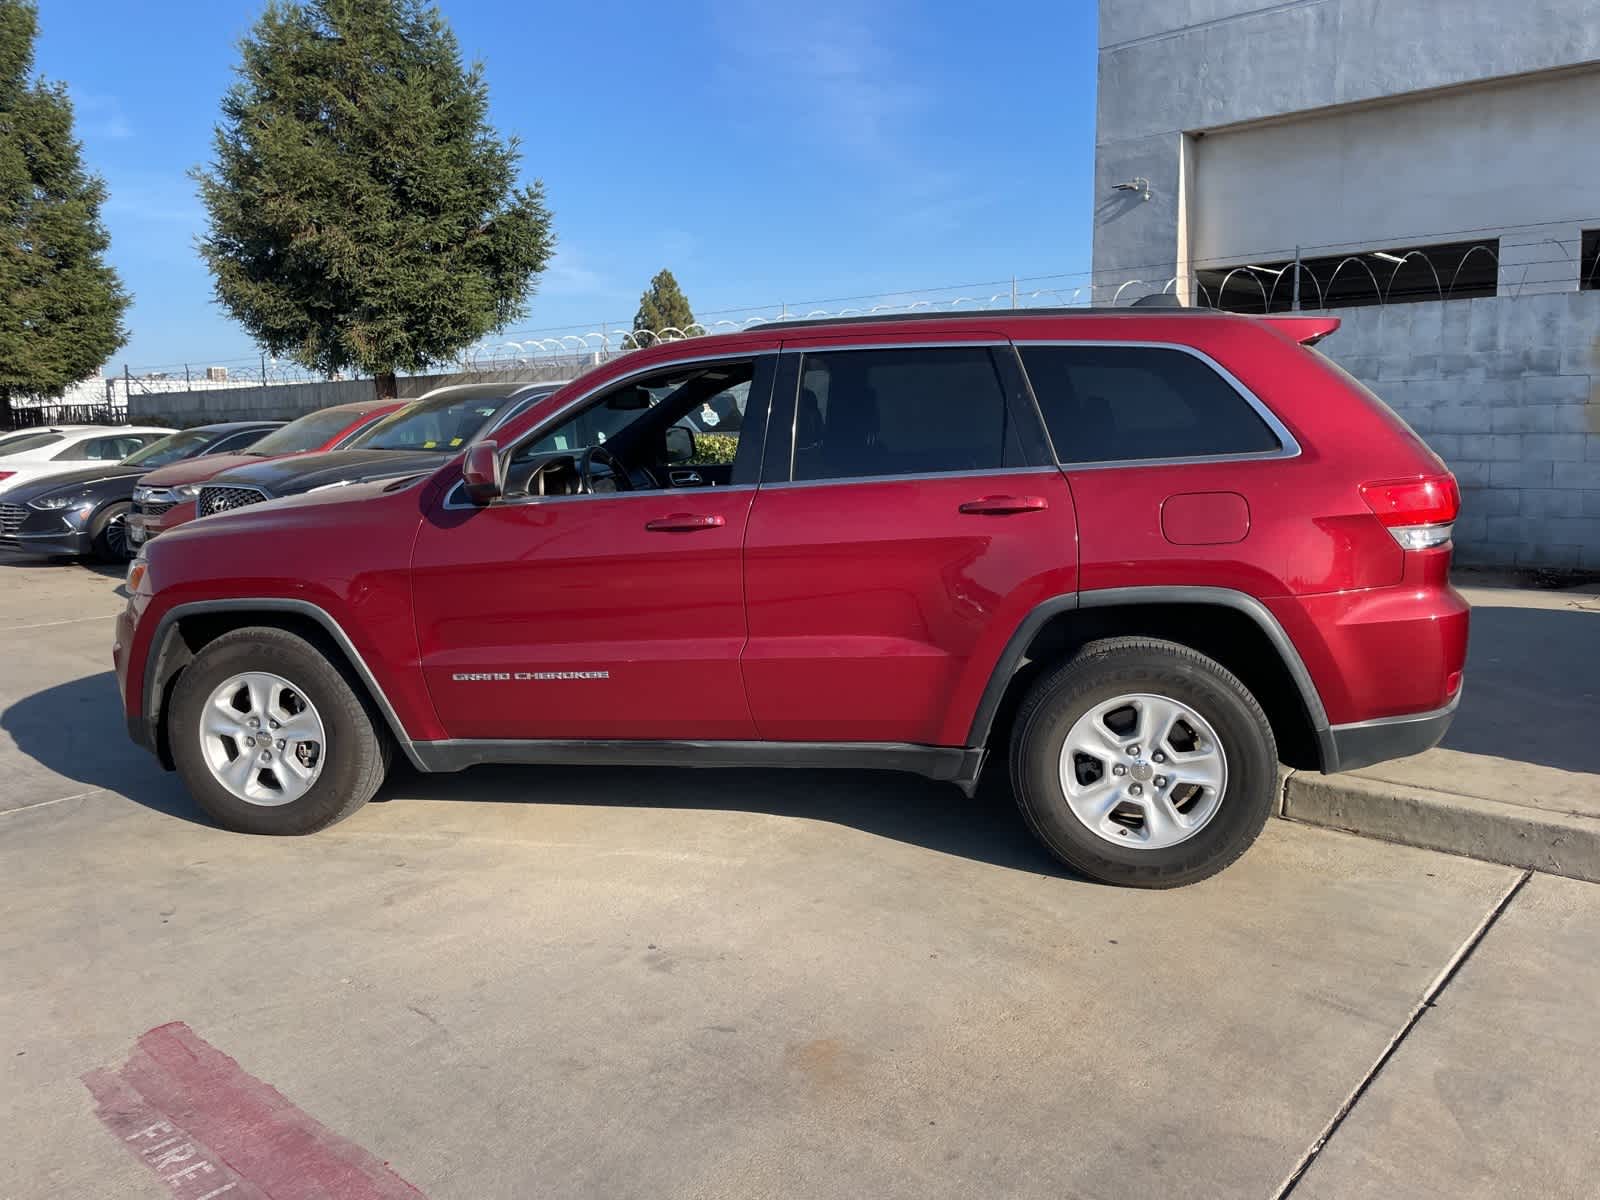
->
(1280, 770, 1600, 883)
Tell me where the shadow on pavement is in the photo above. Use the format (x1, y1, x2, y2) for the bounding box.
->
(1440, 603, 1600, 775)
(2, 671, 199, 819)
(384, 759, 1063, 875)
(5, 672, 1062, 875)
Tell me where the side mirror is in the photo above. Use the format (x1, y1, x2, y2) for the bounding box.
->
(461, 440, 502, 505)
(664, 425, 696, 463)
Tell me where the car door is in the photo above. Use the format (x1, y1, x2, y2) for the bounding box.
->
(740, 336, 1079, 747)
(410, 352, 776, 741)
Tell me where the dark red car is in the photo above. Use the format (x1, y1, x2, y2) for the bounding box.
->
(115, 310, 1467, 887)
(127, 398, 404, 547)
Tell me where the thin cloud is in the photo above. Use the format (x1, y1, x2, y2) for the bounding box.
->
(539, 246, 612, 297)
(713, 0, 962, 227)
(73, 91, 134, 140)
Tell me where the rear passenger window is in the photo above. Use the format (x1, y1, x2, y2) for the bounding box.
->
(1020, 346, 1281, 464)
(53, 436, 128, 461)
(792, 346, 1027, 481)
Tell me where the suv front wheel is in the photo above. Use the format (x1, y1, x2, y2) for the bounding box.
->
(169, 627, 392, 834)
(1010, 638, 1277, 888)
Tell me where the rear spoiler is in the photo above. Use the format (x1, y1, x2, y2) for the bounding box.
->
(1261, 315, 1341, 346)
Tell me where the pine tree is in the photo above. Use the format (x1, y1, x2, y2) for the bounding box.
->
(0, 0, 129, 427)
(631, 268, 696, 346)
(194, 0, 555, 396)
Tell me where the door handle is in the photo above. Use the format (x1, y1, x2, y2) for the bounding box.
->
(645, 513, 726, 532)
(958, 495, 1048, 515)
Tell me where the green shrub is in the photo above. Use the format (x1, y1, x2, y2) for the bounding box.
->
(686, 432, 738, 465)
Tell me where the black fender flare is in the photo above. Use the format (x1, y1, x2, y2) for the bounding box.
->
(963, 586, 1337, 769)
(140, 598, 427, 770)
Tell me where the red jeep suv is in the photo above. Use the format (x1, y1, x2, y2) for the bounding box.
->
(115, 310, 1467, 887)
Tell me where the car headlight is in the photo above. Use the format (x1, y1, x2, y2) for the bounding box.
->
(134, 483, 203, 504)
(29, 492, 86, 511)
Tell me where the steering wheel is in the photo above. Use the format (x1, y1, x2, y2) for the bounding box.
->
(578, 443, 633, 494)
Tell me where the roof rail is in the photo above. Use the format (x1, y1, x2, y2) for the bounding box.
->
(748, 305, 1223, 331)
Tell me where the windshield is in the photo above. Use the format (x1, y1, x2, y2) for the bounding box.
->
(349, 393, 508, 452)
(246, 408, 366, 456)
(0, 430, 63, 455)
(120, 429, 218, 468)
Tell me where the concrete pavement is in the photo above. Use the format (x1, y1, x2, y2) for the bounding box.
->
(2, 556, 1598, 1198)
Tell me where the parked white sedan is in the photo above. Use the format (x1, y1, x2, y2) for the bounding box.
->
(0, 425, 172, 495)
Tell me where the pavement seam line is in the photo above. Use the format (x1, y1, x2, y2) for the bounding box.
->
(0, 614, 118, 632)
(0, 789, 99, 816)
(1270, 866, 1534, 1199)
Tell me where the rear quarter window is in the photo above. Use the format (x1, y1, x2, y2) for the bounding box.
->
(1019, 345, 1282, 464)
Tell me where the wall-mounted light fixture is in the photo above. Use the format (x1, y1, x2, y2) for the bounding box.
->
(1113, 177, 1152, 201)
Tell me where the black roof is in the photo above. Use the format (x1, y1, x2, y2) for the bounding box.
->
(748, 302, 1217, 331)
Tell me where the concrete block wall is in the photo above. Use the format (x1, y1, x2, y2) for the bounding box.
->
(125, 362, 594, 428)
(129, 377, 391, 426)
(1316, 291, 1600, 569)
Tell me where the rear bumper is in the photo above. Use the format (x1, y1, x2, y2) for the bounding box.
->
(1325, 691, 1460, 773)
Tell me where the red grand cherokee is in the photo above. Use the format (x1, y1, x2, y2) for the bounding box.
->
(115, 310, 1467, 887)
(127, 398, 404, 547)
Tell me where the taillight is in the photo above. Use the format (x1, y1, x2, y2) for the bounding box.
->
(1360, 474, 1460, 550)
(0, 471, 13, 484)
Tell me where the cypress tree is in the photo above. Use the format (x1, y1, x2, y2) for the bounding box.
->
(0, 0, 129, 426)
(631, 268, 696, 346)
(195, 0, 555, 396)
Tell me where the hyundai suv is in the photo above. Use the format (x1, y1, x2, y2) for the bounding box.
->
(115, 311, 1467, 887)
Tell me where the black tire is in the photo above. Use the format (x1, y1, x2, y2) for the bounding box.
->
(1010, 637, 1276, 888)
(168, 627, 392, 835)
(88, 501, 132, 562)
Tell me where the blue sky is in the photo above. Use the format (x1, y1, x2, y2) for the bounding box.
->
(35, 0, 1099, 374)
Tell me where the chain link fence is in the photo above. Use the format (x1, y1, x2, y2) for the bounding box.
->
(53, 214, 1600, 424)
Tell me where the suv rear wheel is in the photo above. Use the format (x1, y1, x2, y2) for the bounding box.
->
(169, 627, 391, 834)
(1010, 637, 1276, 888)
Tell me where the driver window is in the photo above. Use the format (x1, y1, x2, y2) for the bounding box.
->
(507, 359, 757, 483)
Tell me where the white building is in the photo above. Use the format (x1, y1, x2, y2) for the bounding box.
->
(1093, 0, 1600, 569)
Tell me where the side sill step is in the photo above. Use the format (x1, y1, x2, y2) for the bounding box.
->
(409, 738, 988, 790)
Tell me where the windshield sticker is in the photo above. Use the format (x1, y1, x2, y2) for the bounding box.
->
(449, 437, 463, 447)
(422, 440, 437, 449)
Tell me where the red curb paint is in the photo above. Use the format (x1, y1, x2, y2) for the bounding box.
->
(84, 1022, 428, 1200)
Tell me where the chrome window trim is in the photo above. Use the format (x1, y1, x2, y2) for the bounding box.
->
(759, 465, 1063, 492)
(1010, 339, 1302, 468)
(443, 480, 756, 512)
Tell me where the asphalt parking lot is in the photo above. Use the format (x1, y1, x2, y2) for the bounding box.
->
(3, 556, 1598, 1199)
